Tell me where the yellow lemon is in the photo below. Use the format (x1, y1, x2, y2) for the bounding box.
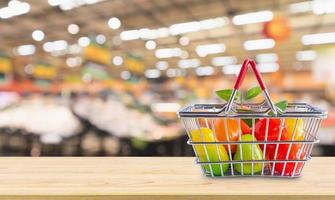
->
(190, 127, 229, 176)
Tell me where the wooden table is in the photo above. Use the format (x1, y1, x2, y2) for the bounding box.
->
(0, 157, 333, 200)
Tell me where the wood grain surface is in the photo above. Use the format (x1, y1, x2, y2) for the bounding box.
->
(0, 157, 333, 200)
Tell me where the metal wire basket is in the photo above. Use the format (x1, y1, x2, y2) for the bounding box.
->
(178, 58, 327, 178)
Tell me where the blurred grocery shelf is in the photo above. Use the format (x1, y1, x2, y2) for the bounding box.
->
(0, 0, 334, 156)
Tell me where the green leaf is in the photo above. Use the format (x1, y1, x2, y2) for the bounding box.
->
(245, 86, 262, 100)
(242, 118, 253, 127)
(216, 89, 241, 102)
(269, 100, 288, 115)
(275, 100, 288, 112)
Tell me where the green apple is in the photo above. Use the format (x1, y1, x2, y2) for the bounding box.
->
(234, 134, 264, 174)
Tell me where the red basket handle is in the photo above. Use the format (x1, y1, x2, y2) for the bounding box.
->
(234, 59, 266, 90)
(224, 58, 278, 115)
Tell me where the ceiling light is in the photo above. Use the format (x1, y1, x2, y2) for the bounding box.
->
(313, 0, 335, 15)
(169, 21, 200, 35)
(139, 28, 158, 40)
(179, 36, 189, 46)
(195, 66, 214, 76)
(169, 17, 228, 35)
(114, 16, 228, 42)
(156, 61, 168, 70)
(256, 63, 280, 73)
(196, 43, 225, 57)
(59, 2, 76, 11)
(48, 0, 60, 6)
(212, 56, 237, 66)
(199, 17, 228, 30)
(120, 30, 140, 41)
(16, 44, 36, 56)
(289, 1, 312, 14)
(108, 17, 121, 29)
(85, 0, 100, 5)
(67, 24, 80, 34)
(302, 32, 335, 45)
(32, 30, 45, 41)
(232, 10, 273, 25)
(244, 39, 275, 51)
(96, 34, 106, 44)
(112, 56, 123, 66)
(222, 62, 279, 74)
(78, 37, 90, 47)
(145, 40, 156, 50)
(145, 69, 161, 79)
(178, 59, 200, 69)
(49, 0, 104, 11)
(53, 40, 68, 51)
(0, 0, 30, 19)
(156, 28, 170, 38)
(296, 50, 317, 61)
(121, 71, 131, 80)
(155, 48, 182, 59)
(222, 64, 242, 75)
(43, 40, 68, 52)
(256, 53, 278, 63)
(66, 56, 82, 67)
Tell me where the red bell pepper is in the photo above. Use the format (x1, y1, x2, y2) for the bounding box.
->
(273, 143, 306, 176)
(254, 118, 304, 175)
(254, 118, 288, 152)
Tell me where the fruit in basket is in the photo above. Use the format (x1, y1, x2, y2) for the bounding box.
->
(272, 143, 306, 176)
(255, 118, 305, 175)
(215, 119, 251, 153)
(286, 118, 305, 141)
(254, 118, 288, 143)
(190, 128, 229, 176)
(233, 134, 264, 174)
(254, 118, 288, 158)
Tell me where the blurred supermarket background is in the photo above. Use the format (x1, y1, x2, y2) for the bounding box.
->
(0, 0, 334, 156)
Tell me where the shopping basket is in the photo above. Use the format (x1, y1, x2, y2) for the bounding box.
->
(178, 58, 327, 177)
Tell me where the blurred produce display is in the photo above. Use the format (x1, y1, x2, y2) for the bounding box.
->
(73, 96, 181, 141)
(0, 92, 191, 156)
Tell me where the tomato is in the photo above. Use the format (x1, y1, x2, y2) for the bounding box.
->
(215, 119, 250, 153)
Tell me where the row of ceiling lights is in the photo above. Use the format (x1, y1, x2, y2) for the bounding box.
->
(136, 49, 316, 79)
(6, 0, 331, 73)
(3, 0, 334, 19)
(13, 15, 122, 58)
(11, 1, 335, 56)
(0, 0, 106, 19)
